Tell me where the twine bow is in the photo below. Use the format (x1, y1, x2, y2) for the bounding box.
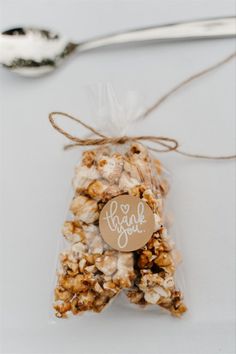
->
(49, 111, 179, 153)
(49, 51, 236, 160)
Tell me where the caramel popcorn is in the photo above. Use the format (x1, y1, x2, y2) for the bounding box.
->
(54, 143, 187, 318)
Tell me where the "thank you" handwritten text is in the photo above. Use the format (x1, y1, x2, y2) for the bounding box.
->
(103, 200, 146, 248)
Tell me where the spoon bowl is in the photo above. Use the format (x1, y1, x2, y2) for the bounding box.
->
(0, 27, 77, 76)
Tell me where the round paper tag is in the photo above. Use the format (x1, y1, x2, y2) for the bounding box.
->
(99, 195, 155, 252)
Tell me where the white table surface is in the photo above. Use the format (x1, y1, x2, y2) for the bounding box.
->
(0, 1, 236, 353)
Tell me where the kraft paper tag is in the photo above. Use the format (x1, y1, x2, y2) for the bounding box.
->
(99, 195, 155, 252)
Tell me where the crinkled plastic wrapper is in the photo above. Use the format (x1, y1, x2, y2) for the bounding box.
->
(52, 86, 187, 319)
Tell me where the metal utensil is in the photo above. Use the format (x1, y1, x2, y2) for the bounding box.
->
(0, 16, 235, 77)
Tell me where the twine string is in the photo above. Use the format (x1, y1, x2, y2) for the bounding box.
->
(49, 51, 236, 160)
(137, 52, 236, 120)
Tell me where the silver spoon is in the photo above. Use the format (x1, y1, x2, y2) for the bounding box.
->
(0, 16, 235, 77)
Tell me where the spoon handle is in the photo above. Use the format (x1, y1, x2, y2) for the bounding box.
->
(78, 17, 236, 52)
